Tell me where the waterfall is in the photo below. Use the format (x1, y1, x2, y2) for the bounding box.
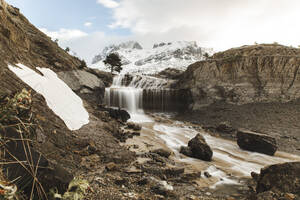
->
(104, 75, 191, 116)
(104, 87, 143, 113)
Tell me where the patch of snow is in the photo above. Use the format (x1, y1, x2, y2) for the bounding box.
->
(8, 64, 89, 130)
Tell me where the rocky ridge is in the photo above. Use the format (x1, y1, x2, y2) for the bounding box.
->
(175, 44, 300, 110)
(90, 41, 213, 74)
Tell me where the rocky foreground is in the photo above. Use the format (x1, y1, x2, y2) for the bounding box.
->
(0, 0, 300, 199)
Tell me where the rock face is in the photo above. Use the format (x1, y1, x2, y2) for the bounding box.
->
(256, 162, 300, 195)
(180, 134, 213, 161)
(237, 129, 277, 155)
(157, 67, 184, 79)
(175, 44, 300, 110)
(57, 70, 106, 105)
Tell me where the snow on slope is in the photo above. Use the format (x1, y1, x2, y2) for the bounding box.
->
(90, 41, 213, 75)
(8, 64, 89, 130)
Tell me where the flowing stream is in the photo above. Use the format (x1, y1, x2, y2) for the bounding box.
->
(105, 75, 300, 189)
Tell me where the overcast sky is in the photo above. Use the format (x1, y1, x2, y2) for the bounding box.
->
(6, 0, 300, 63)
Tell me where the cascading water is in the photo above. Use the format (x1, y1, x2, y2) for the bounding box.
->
(104, 74, 190, 114)
(104, 75, 156, 122)
(104, 76, 143, 113)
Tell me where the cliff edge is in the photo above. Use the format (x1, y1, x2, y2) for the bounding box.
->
(176, 44, 300, 110)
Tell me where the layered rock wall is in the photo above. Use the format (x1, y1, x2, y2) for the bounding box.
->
(175, 44, 300, 110)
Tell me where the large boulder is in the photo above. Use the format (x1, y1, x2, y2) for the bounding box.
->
(58, 70, 105, 91)
(180, 134, 213, 161)
(256, 162, 300, 195)
(57, 70, 106, 105)
(105, 107, 130, 122)
(237, 129, 277, 156)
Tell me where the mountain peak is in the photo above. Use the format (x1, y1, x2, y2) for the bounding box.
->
(119, 41, 143, 50)
(91, 41, 213, 74)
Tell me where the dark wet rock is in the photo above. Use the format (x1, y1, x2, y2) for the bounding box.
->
(204, 172, 212, 178)
(217, 121, 235, 133)
(151, 148, 172, 158)
(179, 146, 193, 157)
(237, 129, 277, 155)
(132, 132, 141, 136)
(151, 185, 169, 196)
(127, 122, 142, 131)
(251, 171, 260, 181)
(256, 162, 300, 195)
(105, 107, 130, 122)
(184, 134, 213, 161)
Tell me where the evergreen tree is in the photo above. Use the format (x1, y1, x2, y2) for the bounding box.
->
(103, 53, 123, 74)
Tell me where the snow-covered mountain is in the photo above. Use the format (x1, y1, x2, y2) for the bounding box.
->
(90, 41, 213, 75)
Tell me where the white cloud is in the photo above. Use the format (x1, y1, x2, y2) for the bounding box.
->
(40, 28, 128, 63)
(106, 0, 300, 51)
(97, 0, 119, 8)
(38, 1, 300, 64)
(40, 28, 88, 41)
(84, 22, 93, 27)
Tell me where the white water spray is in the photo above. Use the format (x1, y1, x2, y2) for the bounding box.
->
(104, 75, 153, 122)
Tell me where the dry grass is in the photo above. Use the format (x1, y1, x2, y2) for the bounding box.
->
(0, 89, 47, 200)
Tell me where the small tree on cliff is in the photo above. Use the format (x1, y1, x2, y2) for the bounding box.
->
(103, 53, 123, 74)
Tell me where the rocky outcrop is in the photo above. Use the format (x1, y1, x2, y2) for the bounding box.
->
(237, 129, 277, 155)
(58, 70, 106, 105)
(103, 107, 131, 122)
(255, 162, 300, 195)
(175, 44, 300, 110)
(180, 134, 213, 161)
(157, 68, 184, 79)
(84, 68, 113, 87)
